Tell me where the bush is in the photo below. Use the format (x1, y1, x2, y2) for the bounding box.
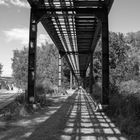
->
(92, 82, 102, 103)
(107, 82, 140, 138)
(120, 80, 140, 94)
(35, 94, 52, 107)
(35, 83, 45, 95)
(15, 93, 25, 104)
(35, 82, 54, 106)
(40, 80, 54, 94)
(109, 93, 122, 116)
(0, 82, 56, 120)
(0, 99, 22, 120)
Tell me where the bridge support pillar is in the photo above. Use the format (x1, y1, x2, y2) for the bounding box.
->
(73, 76, 76, 88)
(27, 8, 37, 104)
(90, 53, 93, 95)
(83, 73, 86, 89)
(58, 54, 62, 91)
(101, 9, 109, 105)
(70, 71, 73, 89)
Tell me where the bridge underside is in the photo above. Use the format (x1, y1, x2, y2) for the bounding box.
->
(27, 0, 114, 105)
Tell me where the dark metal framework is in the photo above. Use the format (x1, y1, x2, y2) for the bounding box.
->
(27, 0, 114, 105)
(27, 8, 37, 103)
(58, 53, 62, 90)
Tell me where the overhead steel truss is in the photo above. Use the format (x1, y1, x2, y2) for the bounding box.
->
(27, 0, 114, 105)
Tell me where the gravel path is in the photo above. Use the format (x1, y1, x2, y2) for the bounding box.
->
(27, 89, 127, 140)
(0, 89, 127, 140)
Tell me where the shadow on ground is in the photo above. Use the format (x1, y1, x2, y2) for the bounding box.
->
(26, 90, 127, 140)
(0, 95, 68, 140)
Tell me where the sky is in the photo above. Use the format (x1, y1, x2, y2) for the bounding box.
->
(0, 0, 140, 77)
(109, 0, 140, 33)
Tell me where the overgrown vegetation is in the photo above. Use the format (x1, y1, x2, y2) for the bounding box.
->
(109, 85, 140, 139)
(0, 63, 3, 77)
(1, 42, 71, 120)
(93, 31, 140, 139)
(0, 89, 53, 120)
(12, 42, 70, 91)
(10, 30, 140, 138)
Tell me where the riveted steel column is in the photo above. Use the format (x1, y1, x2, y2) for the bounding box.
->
(101, 8, 109, 105)
(73, 76, 76, 87)
(70, 71, 73, 89)
(90, 54, 93, 95)
(27, 8, 37, 104)
(58, 54, 62, 90)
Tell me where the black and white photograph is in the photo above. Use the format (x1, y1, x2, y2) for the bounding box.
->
(0, 0, 140, 140)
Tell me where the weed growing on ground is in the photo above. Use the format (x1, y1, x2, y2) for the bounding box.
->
(108, 83, 140, 139)
(91, 82, 140, 138)
(0, 83, 56, 121)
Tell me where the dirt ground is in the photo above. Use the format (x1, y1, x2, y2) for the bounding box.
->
(0, 89, 128, 140)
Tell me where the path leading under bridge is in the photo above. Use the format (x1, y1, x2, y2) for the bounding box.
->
(26, 0, 114, 105)
(27, 89, 127, 140)
(0, 89, 127, 140)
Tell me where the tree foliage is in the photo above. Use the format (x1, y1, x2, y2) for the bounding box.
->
(12, 47, 28, 88)
(0, 63, 3, 77)
(36, 43, 59, 85)
(93, 31, 140, 86)
(12, 42, 70, 89)
(109, 32, 129, 84)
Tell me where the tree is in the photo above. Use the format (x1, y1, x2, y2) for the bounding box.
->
(61, 56, 70, 88)
(125, 31, 140, 80)
(12, 47, 28, 88)
(36, 43, 59, 85)
(109, 32, 129, 84)
(93, 32, 130, 86)
(12, 42, 70, 89)
(0, 63, 3, 77)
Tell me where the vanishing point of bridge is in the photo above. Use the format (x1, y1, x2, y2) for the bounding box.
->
(27, 0, 114, 105)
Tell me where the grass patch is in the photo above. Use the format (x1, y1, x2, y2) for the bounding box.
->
(0, 83, 57, 121)
(91, 81, 140, 138)
(106, 82, 140, 139)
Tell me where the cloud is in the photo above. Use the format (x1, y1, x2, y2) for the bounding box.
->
(3, 28, 29, 45)
(10, 0, 30, 8)
(0, 0, 30, 8)
(3, 27, 53, 47)
(0, 0, 8, 5)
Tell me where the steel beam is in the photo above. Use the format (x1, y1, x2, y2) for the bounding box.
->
(59, 50, 92, 55)
(58, 53, 62, 90)
(85, 22, 101, 71)
(32, 7, 103, 14)
(73, 76, 76, 88)
(70, 71, 73, 89)
(89, 54, 93, 95)
(27, 8, 37, 104)
(101, 8, 109, 105)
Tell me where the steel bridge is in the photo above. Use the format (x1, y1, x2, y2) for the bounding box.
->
(27, 0, 114, 105)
